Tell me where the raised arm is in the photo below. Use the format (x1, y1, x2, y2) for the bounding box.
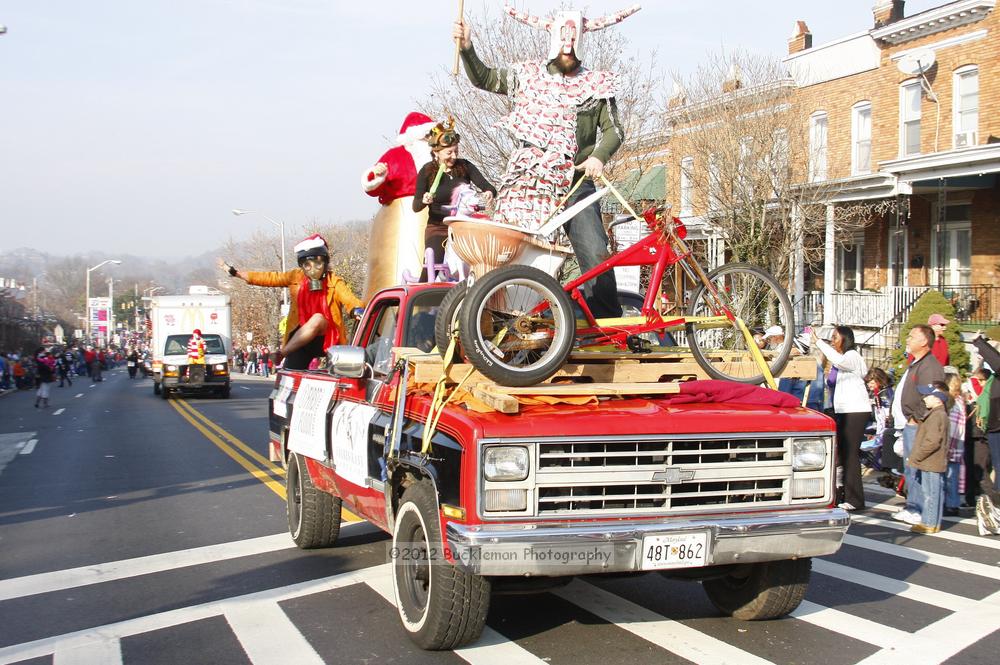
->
(815, 339, 867, 375)
(974, 336, 1000, 372)
(454, 19, 509, 95)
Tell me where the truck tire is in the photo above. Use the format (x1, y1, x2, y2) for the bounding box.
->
(392, 480, 490, 650)
(153, 381, 160, 395)
(220, 384, 231, 399)
(286, 453, 341, 549)
(702, 558, 811, 620)
(160, 385, 170, 399)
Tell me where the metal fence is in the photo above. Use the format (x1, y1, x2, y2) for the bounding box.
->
(938, 284, 1000, 325)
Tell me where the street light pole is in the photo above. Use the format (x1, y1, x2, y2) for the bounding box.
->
(231, 209, 288, 305)
(85, 259, 122, 345)
(107, 278, 115, 346)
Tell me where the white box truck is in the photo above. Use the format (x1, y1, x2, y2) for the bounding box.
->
(150, 290, 232, 399)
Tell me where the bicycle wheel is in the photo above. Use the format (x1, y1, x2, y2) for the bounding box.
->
(434, 282, 467, 359)
(685, 263, 793, 384)
(459, 265, 576, 387)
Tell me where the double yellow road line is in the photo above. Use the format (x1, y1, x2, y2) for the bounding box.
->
(168, 396, 362, 521)
(168, 398, 288, 499)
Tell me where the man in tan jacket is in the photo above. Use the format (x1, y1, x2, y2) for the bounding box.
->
(221, 234, 363, 369)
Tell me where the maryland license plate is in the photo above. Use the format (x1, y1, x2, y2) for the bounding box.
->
(640, 532, 709, 570)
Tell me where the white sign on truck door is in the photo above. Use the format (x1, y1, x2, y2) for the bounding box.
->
(288, 379, 336, 461)
(330, 401, 378, 487)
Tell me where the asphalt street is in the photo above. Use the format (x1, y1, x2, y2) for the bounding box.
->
(1, 368, 999, 664)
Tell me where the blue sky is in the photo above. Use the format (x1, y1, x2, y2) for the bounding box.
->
(0, 0, 941, 258)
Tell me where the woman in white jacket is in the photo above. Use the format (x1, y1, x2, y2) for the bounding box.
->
(813, 326, 870, 511)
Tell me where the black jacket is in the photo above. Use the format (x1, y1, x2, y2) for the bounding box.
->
(900, 352, 945, 422)
(973, 337, 1000, 432)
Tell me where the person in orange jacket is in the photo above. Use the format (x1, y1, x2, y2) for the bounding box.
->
(220, 234, 364, 370)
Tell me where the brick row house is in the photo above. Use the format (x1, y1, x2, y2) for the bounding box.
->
(632, 0, 999, 349)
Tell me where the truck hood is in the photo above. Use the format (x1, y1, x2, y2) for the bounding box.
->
(467, 399, 835, 438)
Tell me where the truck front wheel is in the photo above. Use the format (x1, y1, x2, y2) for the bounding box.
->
(286, 453, 341, 549)
(702, 558, 811, 620)
(392, 481, 490, 650)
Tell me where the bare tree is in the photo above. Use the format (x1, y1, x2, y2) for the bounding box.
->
(220, 220, 370, 347)
(422, 3, 663, 190)
(666, 51, 893, 283)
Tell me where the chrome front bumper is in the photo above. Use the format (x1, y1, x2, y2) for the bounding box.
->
(446, 508, 849, 576)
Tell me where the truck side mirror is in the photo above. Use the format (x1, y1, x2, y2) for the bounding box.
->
(325, 345, 366, 379)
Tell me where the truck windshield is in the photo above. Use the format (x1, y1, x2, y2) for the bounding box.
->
(164, 334, 225, 355)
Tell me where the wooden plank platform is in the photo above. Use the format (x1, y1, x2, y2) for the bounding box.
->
(397, 349, 817, 386)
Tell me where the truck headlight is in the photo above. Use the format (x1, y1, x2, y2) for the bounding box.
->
(484, 446, 529, 481)
(792, 438, 827, 471)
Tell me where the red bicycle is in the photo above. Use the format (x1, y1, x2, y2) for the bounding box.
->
(445, 178, 795, 387)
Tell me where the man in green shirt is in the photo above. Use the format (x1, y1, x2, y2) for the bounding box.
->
(452, 6, 639, 318)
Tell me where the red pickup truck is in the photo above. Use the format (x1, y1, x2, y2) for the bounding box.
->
(268, 282, 849, 650)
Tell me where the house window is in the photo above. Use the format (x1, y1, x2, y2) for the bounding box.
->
(771, 128, 789, 196)
(851, 102, 872, 175)
(953, 66, 979, 146)
(900, 81, 922, 156)
(680, 156, 694, 215)
(808, 112, 828, 182)
(707, 153, 721, 212)
(931, 204, 972, 287)
(837, 234, 865, 292)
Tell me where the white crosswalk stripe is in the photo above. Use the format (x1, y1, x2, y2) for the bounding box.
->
(2, 508, 1000, 665)
(52, 638, 123, 665)
(226, 602, 325, 665)
(554, 578, 774, 664)
(851, 512, 1000, 550)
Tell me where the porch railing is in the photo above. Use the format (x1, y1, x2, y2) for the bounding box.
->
(796, 286, 928, 329)
(937, 284, 1000, 325)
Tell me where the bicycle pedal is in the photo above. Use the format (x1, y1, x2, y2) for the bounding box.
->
(626, 336, 652, 354)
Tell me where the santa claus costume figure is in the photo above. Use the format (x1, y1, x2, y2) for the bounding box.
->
(362, 111, 437, 301)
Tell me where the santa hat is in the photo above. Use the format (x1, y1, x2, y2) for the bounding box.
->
(506, 4, 641, 61)
(396, 111, 437, 147)
(294, 234, 329, 262)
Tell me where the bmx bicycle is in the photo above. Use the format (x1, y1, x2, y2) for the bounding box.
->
(440, 176, 794, 388)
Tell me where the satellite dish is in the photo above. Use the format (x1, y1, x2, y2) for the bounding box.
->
(897, 48, 936, 76)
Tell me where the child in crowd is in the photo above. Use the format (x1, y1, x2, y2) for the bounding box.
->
(908, 381, 950, 534)
(945, 375, 966, 516)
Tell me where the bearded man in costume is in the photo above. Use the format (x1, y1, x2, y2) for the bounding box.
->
(454, 5, 639, 318)
(219, 234, 363, 370)
(362, 111, 438, 301)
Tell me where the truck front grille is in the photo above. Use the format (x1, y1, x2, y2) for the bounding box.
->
(534, 437, 791, 516)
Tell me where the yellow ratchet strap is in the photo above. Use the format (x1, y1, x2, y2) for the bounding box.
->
(421, 331, 474, 455)
(735, 318, 778, 390)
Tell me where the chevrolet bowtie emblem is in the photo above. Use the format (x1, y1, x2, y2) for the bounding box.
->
(651, 468, 696, 484)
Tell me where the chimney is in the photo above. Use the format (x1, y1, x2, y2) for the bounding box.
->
(722, 62, 742, 94)
(667, 80, 687, 109)
(788, 21, 813, 54)
(873, 0, 905, 27)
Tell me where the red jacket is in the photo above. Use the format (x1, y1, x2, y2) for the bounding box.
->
(931, 336, 950, 366)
